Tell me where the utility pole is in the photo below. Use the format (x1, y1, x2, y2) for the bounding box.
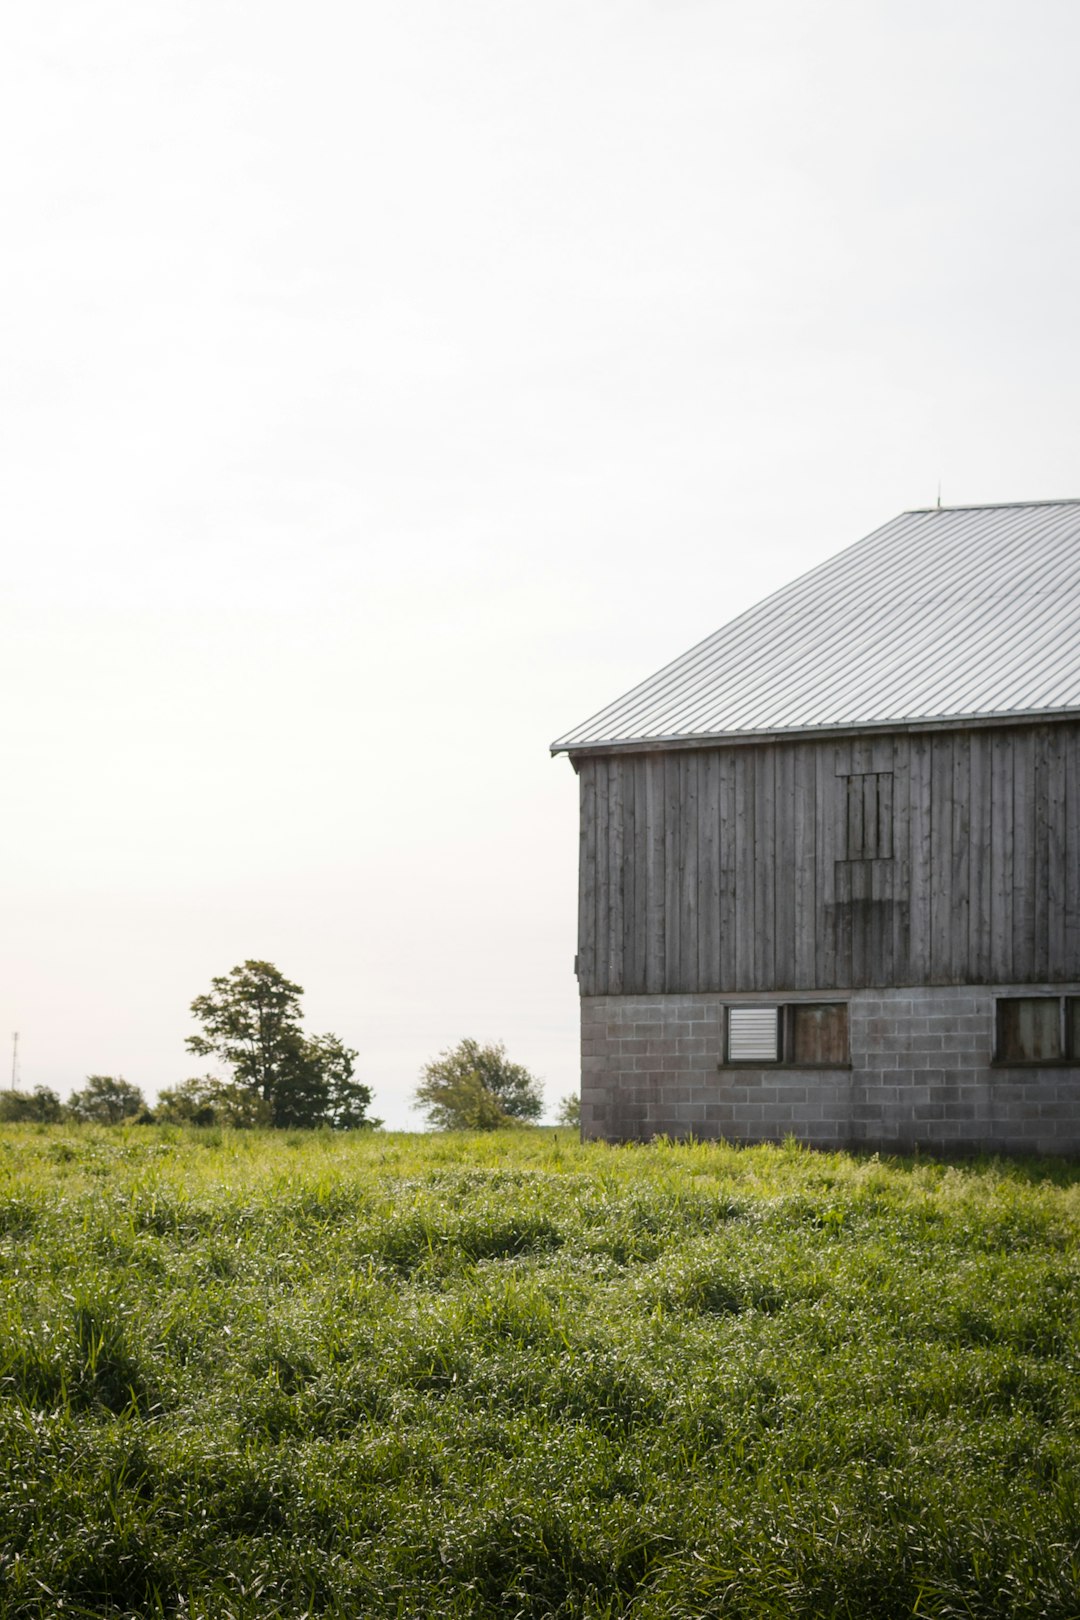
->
(10, 1032, 18, 1090)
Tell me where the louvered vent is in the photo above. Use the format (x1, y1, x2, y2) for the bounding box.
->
(728, 1006, 780, 1061)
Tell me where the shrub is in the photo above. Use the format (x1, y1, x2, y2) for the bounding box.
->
(0, 1086, 64, 1123)
(156, 1077, 272, 1128)
(556, 1093, 581, 1129)
(414, 1039, 544, 1130)
(66, 1076, 146, 1125)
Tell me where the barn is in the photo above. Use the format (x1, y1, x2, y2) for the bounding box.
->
(552, 500, 1080, 1155)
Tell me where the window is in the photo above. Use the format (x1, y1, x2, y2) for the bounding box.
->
(995, 996, 1080, 1064)
(789, 1003, 849, 1065)
(841, 771, 893, 860)
(723, 1003, 849, 1067)
(727, 1006, 780, 1061)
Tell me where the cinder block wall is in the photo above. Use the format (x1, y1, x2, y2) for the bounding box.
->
(581, 987, 1080, 1156)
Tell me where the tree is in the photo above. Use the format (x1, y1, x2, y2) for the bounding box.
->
(299, 1033, 378, 1131)
(155, 1077, 218, 1126)
(156, 1076, 272, 1127)
(186, 962, 379, 1129)
(0, 1086, 63, 1124)
(67, 1075, 146, 1125)
(414, 1038, 544, 1131)
(556, 1093, 581, 1129)
(187, 961, 306, 1106)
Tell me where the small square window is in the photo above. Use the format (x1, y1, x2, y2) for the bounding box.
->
(788, 1003, 849, 1065)
(996, 998, 1062, 1063)
(727, 1006, 780, 1062)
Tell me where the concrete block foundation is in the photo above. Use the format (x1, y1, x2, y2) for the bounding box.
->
(581, 986, 1080, 1156)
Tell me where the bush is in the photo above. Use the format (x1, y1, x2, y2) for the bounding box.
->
(556, 1093, 581, 1129)
(66, 1076, 146, 1125)
(0, 1086, 63, 1123)
(156, 1077, 272, 1128)
(414, 1039, 543, 1131)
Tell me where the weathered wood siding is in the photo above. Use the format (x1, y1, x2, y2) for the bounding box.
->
(577, 720, 1080, 995)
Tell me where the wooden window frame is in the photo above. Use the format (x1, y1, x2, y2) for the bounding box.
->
(993, 995, 1080, 1068)
(720, 1002, 851, 1069)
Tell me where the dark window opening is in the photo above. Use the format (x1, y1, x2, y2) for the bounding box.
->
(996, 997, 1066, 1063)
(788, 1002, 849, 1065)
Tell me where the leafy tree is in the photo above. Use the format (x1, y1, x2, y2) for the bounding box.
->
(155, 1077, 218, 1126)
(0, 1086, 63, 1123)
(67, 1075, 146, 1125)
(187, 961, 305, 1106)
(414, 1039, 543, 1131)
(297, 1033, 379, 1131)
(156, 1076, 272, 1127)
(186, 962, 379, 1129)
(556, 1092, 581, 1129)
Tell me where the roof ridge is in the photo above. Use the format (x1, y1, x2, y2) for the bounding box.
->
(904, 498, 1080, 513)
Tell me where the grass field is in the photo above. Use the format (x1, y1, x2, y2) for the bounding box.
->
(0, 1125, 1077, 1619)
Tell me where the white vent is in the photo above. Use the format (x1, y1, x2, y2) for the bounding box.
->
(728, 1006, 779, 1061)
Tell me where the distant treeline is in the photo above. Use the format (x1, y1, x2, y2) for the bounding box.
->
(4, 958, 579, 1132)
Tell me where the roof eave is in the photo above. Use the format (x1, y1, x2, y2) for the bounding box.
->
(551, 704, 1080, 759)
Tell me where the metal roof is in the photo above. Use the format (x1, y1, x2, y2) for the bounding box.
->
(552, 501, 1080, 754)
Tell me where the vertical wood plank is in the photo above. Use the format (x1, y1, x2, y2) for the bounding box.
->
(950, 733, 971, 984)
(1065, 724, 1080, 980)
(1033, 724, 1051, 981)
(753, 746, 776, 990)
(774, 744, 796, 990)
(630, 755, 648, 992)
(870, 852, 895, 986)
(1047, 724, 1067, 981)
(719, 751, 737, 990)
(968, 729, 992, 981)
(866, 774, 879, 859)
(681, 752, 700, 991)
(833, 741, 853, 985)
(578, 762, 597, 998)
(594, 758, 611, 996)
(909, 734, 933, 984)
(816, 743, 838, 987)
(606, 759, 624, 996)
(929, 734, 953, 982)
(1013, 727, 1036, 983)
(645, 754, 666, 993)
(623, 758, 641, 992)
(698, 750, 721, 990)
(619, 757, 636, 995)
(989, 728, 1013, 982)
(663, 752, 681, 992)
(892, 736, 911, 983)
(734, 749, 755, 990)
(793, 741, 817, 989)
(869, 730, 896, 986)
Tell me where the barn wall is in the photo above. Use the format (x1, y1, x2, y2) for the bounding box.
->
(577, 720, 1080, 995)
(581, 986, 1080, 1156)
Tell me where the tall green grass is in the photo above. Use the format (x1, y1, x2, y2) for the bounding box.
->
(0, 1126, 1076, 1617)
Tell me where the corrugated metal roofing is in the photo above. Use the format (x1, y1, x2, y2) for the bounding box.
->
(552, 501, 1080, 754)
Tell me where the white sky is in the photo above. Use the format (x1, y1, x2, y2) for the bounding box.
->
(2, 1, 1078, 1126)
